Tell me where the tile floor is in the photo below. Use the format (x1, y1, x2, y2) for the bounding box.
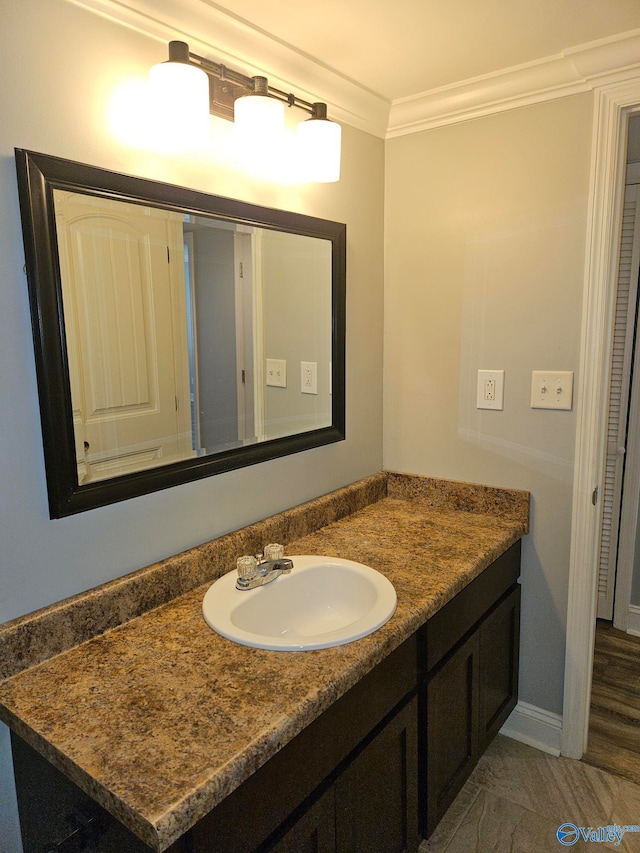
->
(419, 734, 640, 852)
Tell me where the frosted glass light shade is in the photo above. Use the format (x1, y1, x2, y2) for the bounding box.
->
(149, 60, 210, 149)
(234, 93, 285, 136)
(234, 93, 286, 174)
(296, 117, 342, 183)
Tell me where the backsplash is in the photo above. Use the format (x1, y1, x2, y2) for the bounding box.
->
(386, 472, 529, 531)
(0, 473, 386, 680)
(0, 471, 528, 681)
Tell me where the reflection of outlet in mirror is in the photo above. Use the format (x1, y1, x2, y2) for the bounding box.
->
(530, 370, 573, 410)
(477, 370, 504, 410)
(301, 361, 318, 394)
(266, 358, 287, 388)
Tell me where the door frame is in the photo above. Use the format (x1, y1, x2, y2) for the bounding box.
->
(562, 79, 640, 759)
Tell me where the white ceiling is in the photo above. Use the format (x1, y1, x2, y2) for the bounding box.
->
(202, 0, 640, 101)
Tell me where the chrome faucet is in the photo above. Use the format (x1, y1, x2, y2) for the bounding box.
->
(236, 544, 293, 590)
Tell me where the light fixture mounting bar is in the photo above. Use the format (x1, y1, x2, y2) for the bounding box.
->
(175, 42, 321, 120)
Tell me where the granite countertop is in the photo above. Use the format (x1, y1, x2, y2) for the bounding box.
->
(0, 472, 529, 851)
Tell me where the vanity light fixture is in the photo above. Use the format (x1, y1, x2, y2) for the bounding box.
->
(150, 40, 342, 182)
(297, 102, 342, 184)
(149, 41, 211, 147)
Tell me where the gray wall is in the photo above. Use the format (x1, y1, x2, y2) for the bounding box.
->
(262, 230, 332, 437)
(0, 2, 384, 849)
(384, 94, 593, 716)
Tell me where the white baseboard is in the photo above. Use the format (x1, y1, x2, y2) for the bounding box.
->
(628, 605, 640, 637)
(499, 701, 562, 756)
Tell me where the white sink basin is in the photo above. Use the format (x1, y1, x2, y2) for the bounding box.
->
(202, 556, 397, 651)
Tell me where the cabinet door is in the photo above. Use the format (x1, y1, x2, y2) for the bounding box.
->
(479, 585, 520, 752)
(190, 637, 417, 853)
(335, 697, 419, 853)
(268, 787, 335, 853)
(423, 632, 479, 837)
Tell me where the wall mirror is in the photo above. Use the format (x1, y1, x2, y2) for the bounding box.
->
(15, 149, 345, 518)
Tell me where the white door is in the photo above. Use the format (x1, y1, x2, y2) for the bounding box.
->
(54, 191, 192, 482)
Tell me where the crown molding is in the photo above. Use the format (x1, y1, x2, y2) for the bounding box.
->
(64, 0, 391, 138)
(387, 29, 640, 138)
(64, 1, 640, 140)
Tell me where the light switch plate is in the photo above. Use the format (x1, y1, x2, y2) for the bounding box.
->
(266, 358, 286, 388)
(531, 370, 573, 410)
(477, 370, 504, 410)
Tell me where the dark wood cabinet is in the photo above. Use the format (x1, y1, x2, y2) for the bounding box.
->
(11, 733, 188, 853)
(13, 638, 419, 853)
(268, 787, 336, 853)
(189, 635, 419, 853)
(334, 697, 419, 853)
(268, 697, 419, 853)
(479, 584, 521, 752)
(423, 631, 480, 832)
(419, 542, 521, 837)
(12, 541, 520, 853)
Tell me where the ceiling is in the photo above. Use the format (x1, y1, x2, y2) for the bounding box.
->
(203, 0, 640, 102)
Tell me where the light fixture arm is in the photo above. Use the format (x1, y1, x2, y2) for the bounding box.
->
(168, 41, 325, 119)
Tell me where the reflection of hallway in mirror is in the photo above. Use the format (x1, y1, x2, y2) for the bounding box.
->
(583, 620, 640, 785)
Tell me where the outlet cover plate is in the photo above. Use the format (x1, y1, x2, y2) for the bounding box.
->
(301, 361, 318, 395)
(477, 370, 504, 410)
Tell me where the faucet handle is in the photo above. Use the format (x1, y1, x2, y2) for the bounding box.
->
(237, 555, 259, 580)
(264, 543, 285, 560)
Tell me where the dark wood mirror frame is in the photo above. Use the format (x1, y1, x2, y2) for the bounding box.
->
(15, 149, 346, 518)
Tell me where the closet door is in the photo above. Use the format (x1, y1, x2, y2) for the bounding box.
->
(598, 182, 640, 619)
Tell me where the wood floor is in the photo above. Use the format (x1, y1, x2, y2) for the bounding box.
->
(583, 619, 640, 785)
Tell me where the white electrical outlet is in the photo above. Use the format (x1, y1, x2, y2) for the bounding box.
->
(531, 370, 573, 410)
(266, 358, 286, 388)
(301, 361, 318, 395)
(477, 370, 504, 410)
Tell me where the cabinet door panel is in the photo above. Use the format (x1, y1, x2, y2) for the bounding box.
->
(423, 633, 479, 836)
(479, 585, 520, 751)
(336, 697, 419, 853)
(267, 786, 335, 853)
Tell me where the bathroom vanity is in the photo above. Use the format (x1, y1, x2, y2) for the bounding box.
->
(0, 472, 528, 852)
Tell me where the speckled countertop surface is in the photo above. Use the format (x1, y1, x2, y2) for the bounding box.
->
(0, 472, 528, 851)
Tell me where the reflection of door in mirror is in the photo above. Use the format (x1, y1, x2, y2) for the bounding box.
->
(54, 192, 193, 483)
